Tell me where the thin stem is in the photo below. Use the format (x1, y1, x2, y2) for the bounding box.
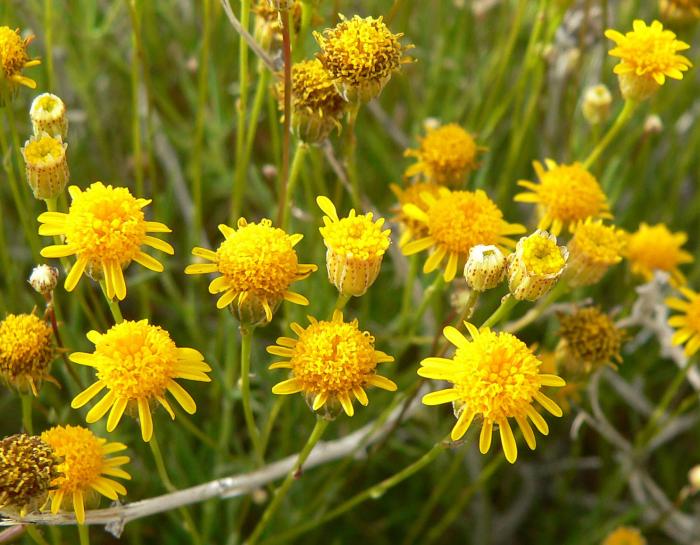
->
(280, 143, 309, 229)
(246, 418, 330, 545)
(21, 394, 33, 434)
(398, 255, 419, 330)
(407, 274, 445, 335)
(504, 280, 569, 333)
(240, 326, 263, 464)
(99, 281, 124, 324)
(25, 526, 50, 545)
(582, 99, 637, 170)
(261, 396, 287, 455)
(44, 0, 55, 89)
(275, 2, 293, 226)
(77, 525, 90, 545)
(45, 300, 84, 389)
(334, 292, 352, 313)
(481, 294, 518, 329)
(126, 0, 144, 197)
(344, 103, 362, 210)
(244, 68, 270, 164)
(295, 1, 314, 59)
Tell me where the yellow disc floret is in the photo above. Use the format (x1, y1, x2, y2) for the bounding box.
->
(515, 159, 611, 235)
(0, 26, 40, 101)
(667, 287, 700, 356)
(41, 425, 130, 524)
(420, 323, 565, 463)
(38, 182, 174, 301)
(625, 222, 692, 286)
(269, 311, 396, 417)
(70, 320, 212, 442)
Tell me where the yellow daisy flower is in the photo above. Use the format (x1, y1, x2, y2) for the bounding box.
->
(625, 222, 692, 286)
(389, 181, 441, 247)
(268, 310, 396, 417)
(317, 196, 391, 297)
(565, 218, 625, 287)
(402, 186, 525, 282)
(185, 218, 317, 325)
(404, 123, 485, 186)
(605, 20, 692, 102)
(70, 319, 212, 442)
(38, 182, 174, 301)
(507, 230, 568, 301)
(41, 425, 130, 524)
(419, 323, 565, 463)
(667, 287, 700, 356)
(0, 26, 41, 102)
(515, 159, 612, 236)
(602, 526, 646, 545)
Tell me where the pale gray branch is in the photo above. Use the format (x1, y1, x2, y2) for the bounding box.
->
(219, 0, 277, 73)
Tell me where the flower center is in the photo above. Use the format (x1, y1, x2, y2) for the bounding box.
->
(538, 164, 607, 223)
(23, 135, 63, 164)
(36, 94, 58, 113)
(0, 27, 29, 77)
(41, 426, 104, 493)
(559, 308, 624, 364)
(427, 191, 505, 254)
(321, 214, 390, 260)
(521, 234, 566, 275)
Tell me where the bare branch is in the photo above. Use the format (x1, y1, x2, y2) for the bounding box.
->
(219, 0, 277, 73)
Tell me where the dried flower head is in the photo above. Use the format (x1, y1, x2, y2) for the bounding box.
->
(420, 323, 565, 463)
(507, 230, 568, 301)
(625, 222, 692, 287)
(0, 312, 55, 396)
(565, 218, 625, 287)
(605, 20, 692, 101)
(314, 14, 412, 103)
(30, 93, 68, 139)
(660, 0, 700, 24)
(253, 0, 303, 49)
(28, 264, 59, 296)
(0, 26, 40, 103)
(389, 182, 441, 247)
(41, 425, 130, 524)
(186, 219, 317, 325)
(666, 287, 700, 356)
(601, 526, 646, 545)
(581, 84, 612, 125)
(402, 186, 525, 282)
(38, 182, 174, 301)
(404, 123, 485, 185)
(269, 310, 396, 418)
(0, 434, 61, 515)
(70, 319, 212, 442)
(464, 245, 507, 292)
(22, 132, 69, 200)
(515, 159, 611, 236)
(317, 196, 391, 297)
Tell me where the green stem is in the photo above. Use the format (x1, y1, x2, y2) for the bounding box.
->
(126, 0, 144, 197)
(244, 68, 270, 162)
(44, 0, 55, 89)
(261, 395, 287, 455)
(504, 280, 569, 333)
(246, 418, 330, 545)
(296, 1, 314, 59)
(21, 394, 33, 434)
(280, 143, 309, 229)
(99, 281, 124, 324)
(398, 255, 419, 329)
(481, 294, 518, 329)
(407, 274, 445, 335)
(77, 525, 90, 545)
(582, 99, 637, 170)
(334, 292, 352, 313)
(25, 526, 52, 545)
(345, 103, 361, 210)
(275, 3, 293, 226)
(240, 326, 263, 464)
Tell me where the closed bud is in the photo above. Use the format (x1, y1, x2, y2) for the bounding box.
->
(582, 84, 612, 125)
(21, 132, 69, 200)
(30, 93, 68, 139)
(689, 465, 700, 491)
(28, 264, 59, 296)
(464, 245, 506, 292)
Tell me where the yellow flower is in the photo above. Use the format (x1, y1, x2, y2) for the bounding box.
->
(660, 0, 700, 24)
(404, 123, 485, 185)
(0, 26, 40, 102)
(389, 182, 441, 247)
(515, 159, 612, 236)
(268, 310, 396, 418)
(70, 319, 212, 442)
(565, 218, 625, 287)
(666, 287, 700, 356)
(419, 324, 565, 463)
(538, 351, 582, 414)
(30, 93, 68, 139)
(279, 58, 346, 144)
(317, 196, 391, 297)
(0, 434, 61, 516)
(22, 132, 69, 200)
(41, 425, 130, 524)
(0, 312, 56, 396)
(625, 222, 692, 286)
(185, 218, 317, 325)
(601, 526, 646, 545)
(605, 20, 692, 102)
(38, 182, 174, 301)
(507, 230, 568, 301)
(402, 186, 525, 282)
(556, 307, 625, 373)
(314, 14, 412, 103)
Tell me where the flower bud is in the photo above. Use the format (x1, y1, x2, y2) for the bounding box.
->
(30, 93, 68, 139)
(689, 465, 700, 491)
(581, 84, 612, 125)
(643, 114, 663, 135)
(28, 264, 59, 296)
(507, 230, 568, 301)
(464, 245, 506, 292)
(21, 132, 69, 200)
(231, 293, 282, 328)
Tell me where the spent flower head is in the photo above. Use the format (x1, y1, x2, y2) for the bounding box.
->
(0, 26, 40, 103)
(38, 182, 174, 301)
(30, 93, 68, 139)
(625, 222, 692, 287)
(420, 323, 565, 463)
(269, 310, 396, 418)
(22, 132, 69, 200)
(564, 218, 625, 287)
(186, 219, 317, 325)
(666, 286, 700, 356)
(70, 319, 212, 442)
(507, 230, 568, 301)
(28, 264, 59, 296)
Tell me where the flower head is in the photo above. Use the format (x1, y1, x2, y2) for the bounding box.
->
(29, 264, 59, 296)
(317, 196, 391, 297)
(41, 425, 130, 524)
(556, 306, 625, 374)
(0, 434, 61, 515)
(661, 0, 700, 24)
(253, 0, 303, 49)
(402, 187, 525, 282)
(314, 14, 412, 103)
(666, 287, 700, 356)
(186, 219, 316, 325)
(404, 123, 485, 185)
(269, 310, 396, 418)
(389, 182, 441, 247)
(0, 26, 40, 103)
(419, 324, 565, 463)
(279, 59, 346, 144)
(464, 245, 507, 292)
(564, 218, 625, 287)
(0, 312, 55, 396)
(38, 182, 174, 301)
(507, 230, 568, 301)
(605, 20, 691, 101)
(602, 526, 646, 545)
(515, 159, 611, 235)
(22, 132, 69, 200)
(625, 222, 692, 286)
(30, 93, 68, 139)
(70, 319, 211, 442)
(581, 84, 612, 126)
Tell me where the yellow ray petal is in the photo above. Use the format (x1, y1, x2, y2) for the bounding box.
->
(167, 380, 197, 414)
(499, 419, 518, 463)
(138, 398, 154, 442)
(71, 381, 105, 408)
